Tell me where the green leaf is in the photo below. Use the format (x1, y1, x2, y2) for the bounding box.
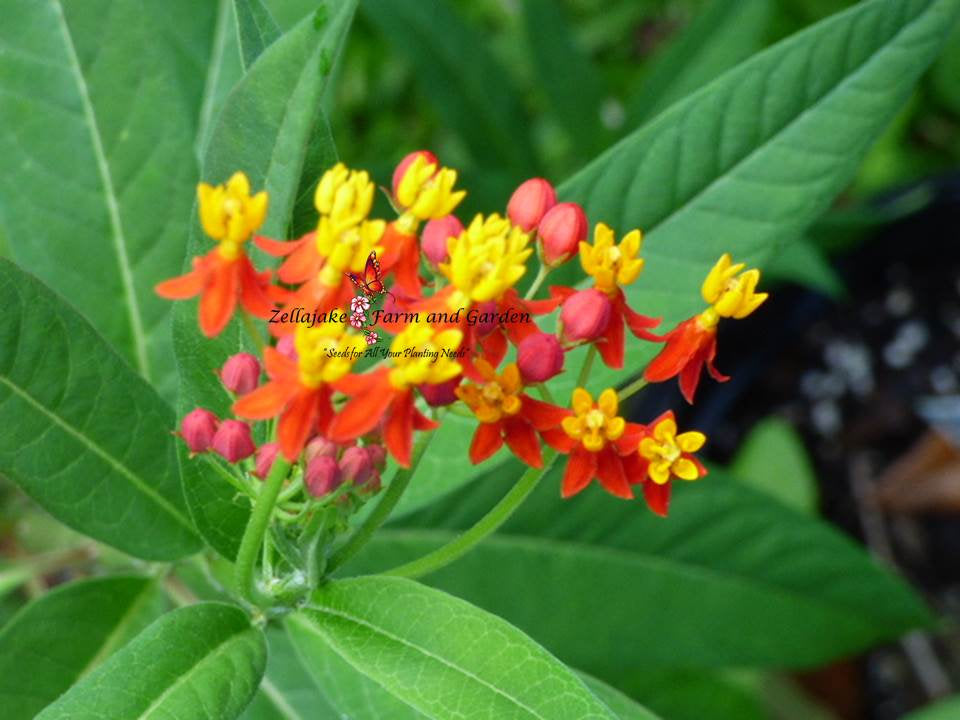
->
(731, 416, 819, 513)
(930, 23, 960, 115)
(0, 576, 167, 720)
(0, 260, 200, 559)
(234, 0, 282, 70)
(764, 236, 845, 298)
(241, 627, 339, 720)
(287, 576, 618, 719)
(37, 602, 266, 720)
(624, 670, 767, 720)
(360, 0, 536, 173)
(520, 0, 608, 154)
(626, 0, 773, 125)
(197, 0, 245, 156)
(353, 469, 932, 673)
(578, 674, 661, 720)
(906, 696, 960, 719)
(175, 1, 356, 560)
(393, 0, 960, 518)
(0, 0, 208, 398)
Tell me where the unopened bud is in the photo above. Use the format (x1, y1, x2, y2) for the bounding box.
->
(392, 150, 438, 198)
(254, 442, 281, 479)
(220, 352, 261, 395)
(366, 444, 387, 473)
(538, 202, 587, 266)
(180, 408, 219, 454)
(305, 435, 338, 463)
(508, 178, 556, 232)
(339, 446, 374, 485)
(419, 377, 461, 407)
(560, 288, 612, 342)
(211, 419, 255, 462)
(517, 332, 564, 383)
(421, 215, 463, 265)
(305, 455, 342, 497)
(276, 335, 298, 362)
(473, 300, 498, 337)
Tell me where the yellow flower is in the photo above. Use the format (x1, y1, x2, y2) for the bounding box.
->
(639, 414, 707, 485)
(387, 321, 463, 390)
(439, 214, 532, 308)
(700, 253, 768, 320)
(316, 218, 386, 288)
(579, 222, 644, 295)
(456, 361, 523, 424)
(198, 171, 268, 259)
(295, 323, 366, 388)
(395, 153, 466, 223)
(561, 388, 625, 452)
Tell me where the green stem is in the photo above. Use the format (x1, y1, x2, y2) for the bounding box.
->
(234, 457, 291, 605)
(576, 345, 597, 389)
(326, 432, 434, 574)
(385, 450, 558, 579)
(241, 310, 265, 354)
(523, 262, 550, 300)
(534, 383, 556, 404)
(618, 375, 648, 401)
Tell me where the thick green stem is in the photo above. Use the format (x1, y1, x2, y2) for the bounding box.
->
(326, 432, 434, 573)
(576, 345, 597, 389)
(234, 457, 291, 605)
(385, 450, 558, 579)
(618, 375, 648, 401)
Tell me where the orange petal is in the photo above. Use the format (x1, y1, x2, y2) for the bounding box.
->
(263, 347, 298, 382)
(278, 390, 320, 460)
(561, 447, 596, 498)
(233, 380, 297, 419)
(155, 266, 204, 299)
(595, 446, 632, 499)
(541, 427, 576, 453)
(239, 257, 275, 318)
(644, 319, 705, 382)
(384, 391, 414, 467)
(621, 296, 663, 342)
(520, 395, 570, 431)
(643, 480, 671, 517)
(678, 354, 706, 404)
(595, 303, 624, 369)
(255, 233, 307, 257)
(278, 237, 321, 284)
(469, 422, 504, 464)
(503, 416, 542, 468)
(329, 384, 394, 442)
(412, 406, 439, 432)
(199, 257, 239, 337)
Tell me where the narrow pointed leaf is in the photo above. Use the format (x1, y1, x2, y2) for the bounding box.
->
(36, 603, 266, 720)
(578, 675, 661, 720)
(234, 0, 282, 70)
(288, 576, 618, 720)
(0, 260, 200, 559)
(0, 576, 167, 720)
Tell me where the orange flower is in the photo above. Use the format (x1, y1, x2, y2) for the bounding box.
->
(156, 172, 276, 337)
(541, 388, 643, 499)
(233, 323, 366, 460)
(456, 360, 569, 468)
(645, 254, 767, 402)
(632, 411, 708, 516)
(328, 321, 463, 466)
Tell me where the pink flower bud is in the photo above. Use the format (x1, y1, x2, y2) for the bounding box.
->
(473, 300, 498, 337)
(517, 332, 564, 383)
(421, 215, 463, 265)
(339, 446, 374, 485)
(276, 335, 298, 362)
(211, 420, 255, 463)
(305, 455, 342, 497)
(220, 352, 261, 395)
(180, 408, 219, 454)
(392, 150, 438, 197)
(254, 442, 281, 479)
(366, 444, 387, 472)
(508, 178, 557, 232)
(538, 202, 587, 266)
(560, 289, 612, 343)
(305, 435, 338, 463)
(419, 377, 461, 407)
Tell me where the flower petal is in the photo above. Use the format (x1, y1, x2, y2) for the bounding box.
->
(561, 448, 596, 498)
(503, 416, 542, 468)
(469, 422, 504, 464)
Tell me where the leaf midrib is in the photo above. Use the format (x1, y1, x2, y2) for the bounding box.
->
(76, 579, 158, 680)
(0, 373, 195, 534)
(52, 0, 150, 379)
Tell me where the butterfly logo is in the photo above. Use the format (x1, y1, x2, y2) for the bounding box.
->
(346, 251, 393, 299)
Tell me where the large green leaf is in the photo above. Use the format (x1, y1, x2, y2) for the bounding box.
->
(0, 0, 210, 397)
(578, 675, 661, 720)
(240, 628, 339, 720)
(36, 602, 266, 720)
(234, 0, 282, 70)
(0, 576, 167, 720)
(392, 0, 960, 519)
(0, 260, 200, 559)
(288, 576, 618, 720)
(906, 697, 960, 719)
(351, 468, 932, 674)
(197, 0, 245, 155)
(175, 1, 355, 560)
(624, 671, 767, 720)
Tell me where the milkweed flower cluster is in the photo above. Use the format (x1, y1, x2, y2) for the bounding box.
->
(159, 152, 767, 531)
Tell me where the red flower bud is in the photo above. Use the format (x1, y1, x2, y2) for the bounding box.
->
(220, 352, 261, 395)
(560, 288, 612, 342)
(276, 335, 297, 362)
(473, 300, 499, 337)
(211, 419, 255, 462)
(419, 377, 461, 407)
(508, 178, 557, 232)
(517, 332, 564, 383)
(366, 444, 387, 473)
(305, 435, 338, 463)
(538, 202, 587, 266)
(305, 455, 342, 497)
(392, 150, 438, 198)
(339, 446, 374, 485)
(180, 408, 219, 454)
(421, 215, 463, 265)
(254, 442, 280, 479)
